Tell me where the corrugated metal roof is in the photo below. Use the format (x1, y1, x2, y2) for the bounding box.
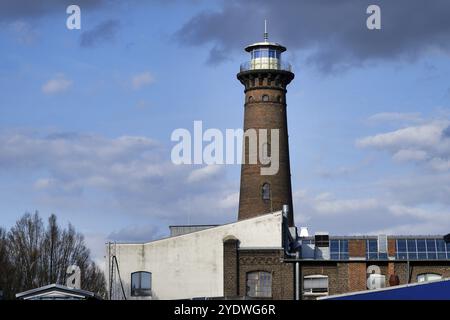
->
(16, 283, 99, 300)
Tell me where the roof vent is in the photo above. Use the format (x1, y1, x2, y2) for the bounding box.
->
(314, 232, 330, 260)
(378, 234, 388, 253)
(444, 233, 450, 243)
(299, 227, 309, 238)
(314, 232, 329, 247)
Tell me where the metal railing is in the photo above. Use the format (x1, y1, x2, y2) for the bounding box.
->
(240, 60, 292, 72)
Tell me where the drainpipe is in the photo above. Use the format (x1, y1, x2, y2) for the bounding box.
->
(407, 259, 412, 284)
(282, 204, 301, 300)
(295, 251, 300, 300)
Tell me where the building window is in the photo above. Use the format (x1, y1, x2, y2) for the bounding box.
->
(417, 273, 442, 283)
(261, 183, 270, 201)
(246, 271, 272, 298)
(277, 95, 282, 102)
(303, 275, 329, 295)
(248, 96, 253, 102)
(366, 239, 388, 260)
(330, 239, 349, 260)
(131, 271, 152, 297)
(396, 238, 449, 260)
(262, 95, 269, 102)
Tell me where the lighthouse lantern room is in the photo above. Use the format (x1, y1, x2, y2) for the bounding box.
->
(240, 20, 291, 72)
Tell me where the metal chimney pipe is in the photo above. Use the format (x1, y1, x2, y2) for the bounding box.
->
(282, 204, 289, 218)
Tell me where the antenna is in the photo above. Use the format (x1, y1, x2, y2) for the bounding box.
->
(264, 19, 268, 42)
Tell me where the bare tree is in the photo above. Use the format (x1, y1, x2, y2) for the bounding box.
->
(2, 212, 106, 299)
(7, 212, 43, 292)
(0, 227, 13, 299)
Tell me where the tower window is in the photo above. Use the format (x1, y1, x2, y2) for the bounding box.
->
(262, 95, 269, 102)
(248, 96, 253, 102)
(131, 271, 152, 297)
(253, 50, 261, 58)
(262, 183, 270, 201)
(277, 95, 282, 102)
(246, 271, 272, 298)
(259, 49, 269, 58)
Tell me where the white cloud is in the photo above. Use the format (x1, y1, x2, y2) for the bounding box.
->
(357, 120, 450, 171)
(9, 20, 38, 45)
(429, 158, 450, 171)
(34, 178, 55, 190)
(218, 192, 239, 209)
(291, 112, 450, 236)
(387, 204, 448, 220)
(41, 74, 72, 94)
(293, 188, 450, 236)
(131, 71, 154, 90)
(392, 149, 427, 162)
(313, 198, 380, 215)
(187, 165, 222, 183)
(0, 130, 237, 227)
(84, 232, 109, 269)
(367, 112, 422, 124)
(295, 190, 381, 216)
(356, 121, 444, 149)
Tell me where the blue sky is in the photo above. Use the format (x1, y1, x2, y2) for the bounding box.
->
(1, 0, 450, 262)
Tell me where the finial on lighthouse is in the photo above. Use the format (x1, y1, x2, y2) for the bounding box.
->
(264, 19, 268, 42)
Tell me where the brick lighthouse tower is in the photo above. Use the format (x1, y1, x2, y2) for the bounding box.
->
(237, 23, 295, 226)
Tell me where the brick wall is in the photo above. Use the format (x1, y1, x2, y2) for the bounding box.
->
(237, 70, 295, 226)
(410, 263, 450, 282)
(349, 239, 366, 258)
(223, 236, 239, 297)
(394, 261, 450, 284)
(237, 249, 294, 300)
(223, 237, 294, 300)
(388, 238, 396, 257)
(348, 263, 367, 292)
(301, 263, 339, 298)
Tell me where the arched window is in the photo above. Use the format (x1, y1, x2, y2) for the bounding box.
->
(246, 271, 272, 298)
(262, 94, 269, 102)
(277, 95, 282, 103)
(303, 275, 329, 295)
(131, 271, 152, 297)
(417, 273, 442, 283)
(262, 183, 270, 201)
(248, 96, 253, 102)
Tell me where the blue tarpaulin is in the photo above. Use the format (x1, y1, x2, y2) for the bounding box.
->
(320, 278, 450, 300)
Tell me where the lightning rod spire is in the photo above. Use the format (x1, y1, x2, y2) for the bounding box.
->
(264, 19, 268, 42)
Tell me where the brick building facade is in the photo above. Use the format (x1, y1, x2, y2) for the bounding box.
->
(223, 234, 450, 300)
(223, 236, 294, 300)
